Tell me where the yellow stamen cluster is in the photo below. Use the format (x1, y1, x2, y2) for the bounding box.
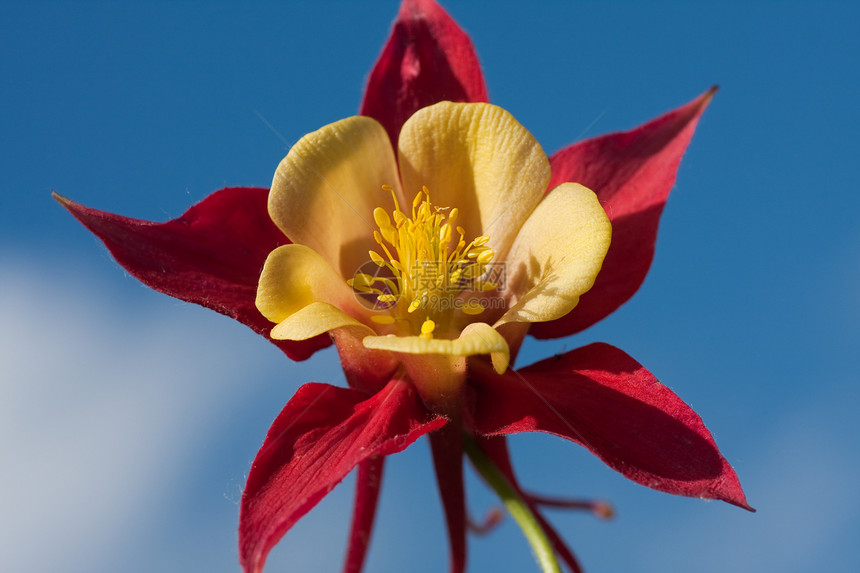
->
(349, 185, 497, 338)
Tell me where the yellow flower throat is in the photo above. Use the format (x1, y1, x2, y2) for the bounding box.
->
(348, 186, 498, 340)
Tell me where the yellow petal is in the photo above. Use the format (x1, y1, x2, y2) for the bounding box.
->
(363, 322, 510, 374)
(271, 302, 374, 341)
(495, 183, 611, 326)
(269, 116, 402, 280)
(256, 244, 365, 325)
(397, 102, 549, 260)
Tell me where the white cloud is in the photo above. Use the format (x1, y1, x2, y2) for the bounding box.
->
(0, 257, 345, 572)
(5, 256, 856, 573)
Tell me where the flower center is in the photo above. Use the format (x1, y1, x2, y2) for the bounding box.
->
(348, 185, 498, 339)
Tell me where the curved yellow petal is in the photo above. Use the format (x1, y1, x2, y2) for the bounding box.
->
(397, 102, 549, 260)
(271, 302, 374, 341)
(269, 116, 402, 280)
(256, 244, 365, 326)
(363, 322, 510, 374)
(496, 183, 611, 327)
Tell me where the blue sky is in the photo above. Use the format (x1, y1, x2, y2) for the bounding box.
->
(2, 1, 859, 572)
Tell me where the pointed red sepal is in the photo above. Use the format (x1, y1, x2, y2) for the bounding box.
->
(533, 88, 718, 338)
(429, 421, 467, 573)
(471, 343, 753, 511)
(361, 0, 488, 147)
(54, 188, 330, 361)
(343, 457, 385, 573)
(239, 380, 446, 573)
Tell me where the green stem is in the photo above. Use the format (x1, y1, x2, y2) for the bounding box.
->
(463, 434, 562, 573)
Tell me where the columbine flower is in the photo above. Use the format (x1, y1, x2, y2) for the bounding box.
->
(255, 100, 610, 398)
(55, 1, 751, 572)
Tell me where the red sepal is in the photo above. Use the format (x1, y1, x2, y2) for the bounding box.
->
(55, 187, 329, 361)
(533, 89, 717, 338)
(471, 343, 752, 510)
(361, 0, 488, 147)
(239, 380, 446, 573)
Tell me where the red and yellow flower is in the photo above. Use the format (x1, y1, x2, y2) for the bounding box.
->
(56, 1, 751, 572)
